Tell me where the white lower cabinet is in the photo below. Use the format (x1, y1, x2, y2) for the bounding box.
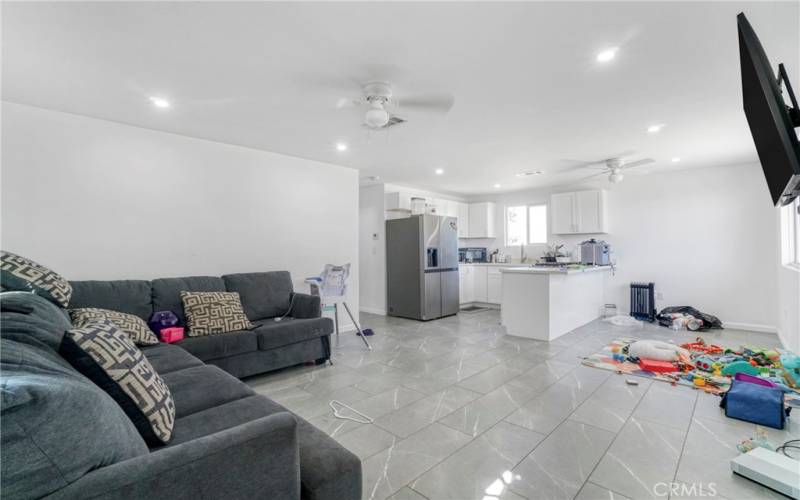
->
(459, 266, 473, 303)
(459, 265, 501, 305)
(487, 268, 502, 303)
(473, 266, 488, 302)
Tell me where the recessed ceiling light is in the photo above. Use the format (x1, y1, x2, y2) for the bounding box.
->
(596, 47, 618, 63)
(435, 168, 445, 175)
(149, 97, 170, 108)
(647, 124, 665, 133)
(671, 157, 681, 163)
(493, 183, 501, 189)
(366, 175, 381, 181)
(515, 171, 544, 177)
(336, 142, 348, 152)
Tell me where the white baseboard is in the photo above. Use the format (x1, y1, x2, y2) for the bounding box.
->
(725, 322, 778, 334)
(360, 307, 387, 315)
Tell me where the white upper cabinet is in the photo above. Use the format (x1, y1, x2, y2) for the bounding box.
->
(467, 202, 496, 238)
(550, 190, 608, 234)
(457, 202, 470, 237)
(385, 192, 413, 211)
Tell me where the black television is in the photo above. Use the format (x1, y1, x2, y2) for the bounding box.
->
(738, 12, 800, 206)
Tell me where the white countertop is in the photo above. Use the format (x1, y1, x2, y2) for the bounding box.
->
(499, 265, 613, 275)
(459, 262, 517, 266)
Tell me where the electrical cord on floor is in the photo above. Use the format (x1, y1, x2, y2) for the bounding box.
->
(274, 294, 298, 322)
(775, 439, 800, 459)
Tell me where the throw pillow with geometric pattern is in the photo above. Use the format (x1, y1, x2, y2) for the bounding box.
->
(1, 250, 73, 308)
(180, 291, 254, 337)
(69, 307, 159, 346)
(60, 319, 175, 445)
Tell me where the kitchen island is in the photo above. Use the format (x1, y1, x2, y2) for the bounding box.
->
(500, 265, 612, 341)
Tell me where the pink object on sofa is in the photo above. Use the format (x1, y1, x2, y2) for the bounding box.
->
(160, 327, 184, 343)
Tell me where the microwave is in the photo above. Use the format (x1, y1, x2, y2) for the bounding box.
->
(459, 247, 487, 263)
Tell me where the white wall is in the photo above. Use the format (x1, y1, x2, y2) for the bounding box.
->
(1, 102, 360, 328)
(777, 206, 800, 352)
(471, 163, 780, 332)
(359, 183, 387, 315)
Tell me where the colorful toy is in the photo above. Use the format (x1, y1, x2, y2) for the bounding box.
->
(721, 360, 760, 377)
(681, 337, 723, 354)
(639, 358, 679, 373)
(781, 352, 800, 372)
(694, 355, 715, 372)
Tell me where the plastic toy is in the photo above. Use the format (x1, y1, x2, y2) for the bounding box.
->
(694, 355, 715, 372)
(721, 360, 760, 377)
(681, 337, 723, 354)
(639, 359, 678, 373)
(693, 377, 707, 387)
(781, 352, 800, 372)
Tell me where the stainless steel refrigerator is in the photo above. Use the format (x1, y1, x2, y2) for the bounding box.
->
(386, 215, 459, 320)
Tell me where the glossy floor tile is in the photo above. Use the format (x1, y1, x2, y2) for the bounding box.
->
(245, 310, 796, 500)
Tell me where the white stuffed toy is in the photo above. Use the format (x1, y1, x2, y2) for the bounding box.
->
(628, 340, 690, 361)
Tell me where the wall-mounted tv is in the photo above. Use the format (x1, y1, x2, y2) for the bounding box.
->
(738, 12, 800, 207)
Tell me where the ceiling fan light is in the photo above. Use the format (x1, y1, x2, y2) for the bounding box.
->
(365, 107, 390, 128)
(609, 171, 624, 183)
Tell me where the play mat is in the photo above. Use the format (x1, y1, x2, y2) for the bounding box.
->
(582, 337, 800, 408)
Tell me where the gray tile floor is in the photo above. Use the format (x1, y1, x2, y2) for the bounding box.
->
(245, 311, 799, 500)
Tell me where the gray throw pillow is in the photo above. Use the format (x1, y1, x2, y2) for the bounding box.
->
(60, 319, 176, 445)
(180, 291, 254, 337)
(69, 307, 159, 346)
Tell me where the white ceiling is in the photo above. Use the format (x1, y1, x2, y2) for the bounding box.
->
(3, 1, 798, 195)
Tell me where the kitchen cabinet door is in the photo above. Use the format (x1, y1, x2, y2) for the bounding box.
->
(576, 190, 608, 233)
(487, 268, 502, 304)
(468, 202, 497, 238)
(459, 266, 473, 304)
(473, 266, 488, 302)
(551, 193, 576, 234)
(457, 202, 470, 238)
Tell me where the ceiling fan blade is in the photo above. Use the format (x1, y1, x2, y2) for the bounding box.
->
(396, 93, 454, 113)
(336, 98, 363, 109)
(622, 158, 655, 170)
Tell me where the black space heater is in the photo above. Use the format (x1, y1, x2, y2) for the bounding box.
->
(630, 282, 656, 322)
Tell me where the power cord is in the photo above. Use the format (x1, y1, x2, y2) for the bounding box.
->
(274, 294, 298, 322)
(775, 439, 800, 459)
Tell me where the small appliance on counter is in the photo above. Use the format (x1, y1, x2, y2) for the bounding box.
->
(579, 239, 611, 265)
(458, 247, 488, 263)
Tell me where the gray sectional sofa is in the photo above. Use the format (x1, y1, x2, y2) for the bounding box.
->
(0, 271, 361, 500)
(69, 271, 333, 378)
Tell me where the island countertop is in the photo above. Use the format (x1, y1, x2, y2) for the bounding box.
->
(499, 265, 613, 275)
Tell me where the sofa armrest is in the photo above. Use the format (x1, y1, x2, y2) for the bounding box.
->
(291, 292, 321, 319)
(47, 412, 300, 500)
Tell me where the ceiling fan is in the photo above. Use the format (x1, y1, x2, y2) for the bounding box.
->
(574, 156, 656, 184)
(336, 81, 454, 129)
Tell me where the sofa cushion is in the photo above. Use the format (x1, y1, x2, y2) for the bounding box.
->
(254, 317, 333, 350)
(141, 343, 204, 374)
(69, 280, 153, 321)
(60, 320, 176, 445)
(174, 329, 258, 361)
(152, 276, 226, 325)
(222, 271, 293, 320)
(165, 394, 361, 500)
(1, 250, 73, 308)
(161, 365, 255, 419)
(0, 292, 71, 351)
(181, 291, 254, 336)
(1, 338, 148, 500)
(69, 307, 159, 346)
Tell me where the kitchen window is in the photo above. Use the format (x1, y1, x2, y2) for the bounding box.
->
(781, 197, 800, 271)
(505, 204, 548, 246)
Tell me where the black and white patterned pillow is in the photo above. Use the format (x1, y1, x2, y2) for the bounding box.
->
(60, 320, 175, 445)
(69, 307, 159, 346)
(180, 291, 254, 337)
(1, 251, 72, 308)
